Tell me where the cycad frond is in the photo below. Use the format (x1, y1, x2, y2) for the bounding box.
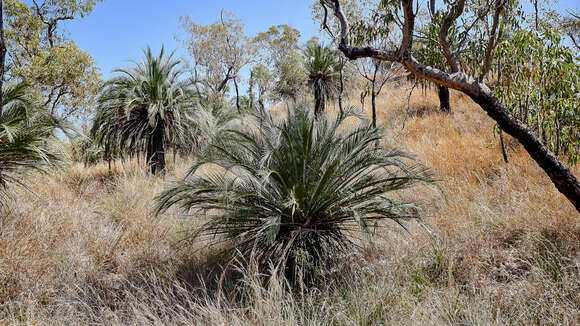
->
(155, 106, 435, 283)
(91, 46, 199, 174)
(0, 83, 61, 207)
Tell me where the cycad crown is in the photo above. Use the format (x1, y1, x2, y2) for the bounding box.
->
(155, 107, 434, 282)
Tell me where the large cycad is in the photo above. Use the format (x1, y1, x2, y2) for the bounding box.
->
(155, 107, 434, 283)
(92, 47, 196, 175)
(0, 83, 60, 205)
(305, 43, 340, 117)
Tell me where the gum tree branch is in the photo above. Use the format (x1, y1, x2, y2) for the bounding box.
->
(319, 0, 580, 212)
(439, 0, 465, 72)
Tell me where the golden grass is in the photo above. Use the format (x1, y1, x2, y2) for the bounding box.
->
(0, 84, 578, 325)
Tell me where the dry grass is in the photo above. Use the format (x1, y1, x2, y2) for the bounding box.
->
(0, 84, 578, 325)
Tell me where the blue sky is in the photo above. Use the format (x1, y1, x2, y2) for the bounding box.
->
(62, 0, 320, 79)
(59, 0, 578, 81)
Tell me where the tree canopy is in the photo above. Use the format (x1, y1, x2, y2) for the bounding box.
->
(4, 0, 102, 122)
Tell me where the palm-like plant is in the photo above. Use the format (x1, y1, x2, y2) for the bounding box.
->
(155, 107, 434, 283)
(305, 43, 340, 117)
(0, 83, 60, 205)
(91, 46, 197, 175)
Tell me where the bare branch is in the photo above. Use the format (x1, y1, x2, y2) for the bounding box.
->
(400, 0, 415, 57)
(480, 0, 506, 81)
(439, 0, 465, 72)
(319, 0, 398, 61)
(320, 0, 580, 211)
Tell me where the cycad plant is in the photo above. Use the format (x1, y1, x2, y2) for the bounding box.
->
(305, 43, 340, 117)
(155, 107, 433, 283)
(0, 83, 61, 205)
(91, 46, 197, 175)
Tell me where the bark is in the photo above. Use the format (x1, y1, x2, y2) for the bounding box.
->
(216, 66, 234, 93)
(233, 77, 241, 113)
(0, 0, 6, 118)
(439, 0, 465, 73)
(338, 59, 345, 113)
(479, 0, 504, 81)
(314, 85, 325, 118)
(147, 117, 166, 175)
(499, 129, 509, 164)
(319, 0, 580, 212)
(371, 81, 377, 128)
(438, 85, 451, 113)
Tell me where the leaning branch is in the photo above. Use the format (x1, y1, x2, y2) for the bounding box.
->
(319, 0, 580, 212)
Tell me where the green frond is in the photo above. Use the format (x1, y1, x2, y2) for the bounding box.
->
(155, 106, 435, 283)
(91, 46, 200, 172)
(0, 83, 61, 207)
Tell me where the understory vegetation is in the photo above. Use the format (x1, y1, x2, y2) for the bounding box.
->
(0, 0, 578, 325)
(1, 87, 578, 325)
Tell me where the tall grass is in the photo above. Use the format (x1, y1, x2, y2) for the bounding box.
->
(0, 84, 578, 325)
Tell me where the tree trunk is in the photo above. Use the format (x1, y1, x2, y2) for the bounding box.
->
(499, 129, 509, 165)
(314, 85, 323, 118)
(0, 0, 6, 118)
(233, 77, 241, 113)
(105, 143, 111, 172)
(338, 59, 345, 113)
(147, 118, 166, 175)
(371, 81, 377, 128)
(321, 0, 580, 212)
(468, 88, 580, 211)
(438, 85, 451, 113)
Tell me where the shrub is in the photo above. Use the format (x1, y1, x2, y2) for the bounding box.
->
(155, 107, 434, 283)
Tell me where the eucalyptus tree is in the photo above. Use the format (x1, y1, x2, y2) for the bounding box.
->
(180, 11, 252, 112)
(317, 0, 580, 211)
(562, 11, 580, 51)
(3, 0, 102, 122)
(91, 47, 197, 175)
(248, 63, 274, 110)
(254, 24, 302, 70)
(494, 16, 580, 165)
(155, 107, 433, 283)
(0, 82, 61, 205)
(253, 24, 308, 103)
(305, 42, 341, 117)
(274, 50, 308, 103)
(356, 58, 404, 127)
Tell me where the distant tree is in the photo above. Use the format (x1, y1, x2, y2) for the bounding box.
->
(248, 63, 274, 110)
(304, 42, 340, 117)
(317, 0, 580, 211)
(253, 24, 308, 103)
(3, 0, 102, 122)
(561, 10, 580, 51)
(180, 11, 252, 112)
(254, 24, 301, 68)
(356, 58, 404, 127)
(274, 49, 308, 103)
(494, 20, 580, 165)
(91, 47, 197, 175)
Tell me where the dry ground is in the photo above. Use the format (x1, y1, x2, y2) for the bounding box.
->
(0, 84, 578, 325)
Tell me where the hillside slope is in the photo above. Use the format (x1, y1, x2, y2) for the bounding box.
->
(1, 84, 578, 325)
